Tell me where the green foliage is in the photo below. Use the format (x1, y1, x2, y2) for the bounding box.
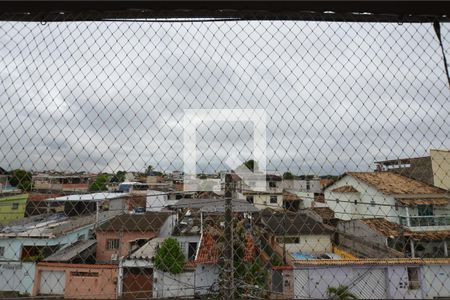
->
(327, 286, 357, 300)
(89, 174, 110, 191)
(242, 160, 258, 172)
(110, 171, 126, 183)
(145, 165, 154, 175)
(8, 169, 32, 191)
(154, 238, 185, 274)
(282, 171, 295, 180)
(219, 219, 268, 298)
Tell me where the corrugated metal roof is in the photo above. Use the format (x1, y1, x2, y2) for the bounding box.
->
(46, 192, 130, 202)
(128, 237, 166, 260)
(44, 240, 96, 262)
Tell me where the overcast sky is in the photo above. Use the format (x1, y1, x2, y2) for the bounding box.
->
(0, 20, 449, 175)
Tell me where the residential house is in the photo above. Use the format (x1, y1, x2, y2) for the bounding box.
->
(375, 149, 450, 189)
(259, 209, 335, 261)
(32, 262, 118, 299)
(337, 218, 450, 258)
(46, 192, 131, 222)
(95, 212, 175, 263)
(241, 174, 284, 210)
(324, 172, 450, 257)
(282, 177, 332, 210)
(290, 258, 450, 299)
(25, 192, 64, 217)
(324, 172, 449, 226)
(0, 193, 28, 224)
(32, 173, 92, 193)
(0, 213, 99, 294)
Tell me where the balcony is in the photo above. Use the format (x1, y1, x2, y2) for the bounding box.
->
(400, 215, 450, 227)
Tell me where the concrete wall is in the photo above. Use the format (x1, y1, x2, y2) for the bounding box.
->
(0, 262, 35, 294)
(152, 264, 219, 298)
(294, 266, 388, 299)
(431, 149, 450, 190)
(423, 264, 450, 299)
(293, 264, 450, 299)
(0, 194, 28, 224)
(253, 194, 283, 210)
(282, 234, 332, 255)
(337, 220, 387, 247)
(33, 262, 118, 299)
(96, 231, 156, 262)
(145, 191, 168, 212)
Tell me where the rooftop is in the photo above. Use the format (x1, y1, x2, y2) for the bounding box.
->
(0, 213, 100, 238)
(360, 218, 410, 238)
(172, 198, 259, 213)
(46, 192, 130, 202)
(44, 239, 96, 262)
(347, 172, 446, 195)
(331, 185, 359, 193)
(96, 212, 172, 232)
(128, 237, 166, 260)
(261, 209, 334, 236)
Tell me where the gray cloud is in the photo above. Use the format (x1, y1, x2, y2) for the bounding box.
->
(0, 20, 449, 175)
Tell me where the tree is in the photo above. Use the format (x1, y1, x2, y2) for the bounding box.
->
(327, 286, 357, 300)
(145, 165, 154, 175)
(242, 160, 258, 172)
(154, 238, 185, 274)
(110, 171, 126, 183)
(89, 174, 110, 191)
(8, 169, 32, 191)
(283, 171, 295, 180)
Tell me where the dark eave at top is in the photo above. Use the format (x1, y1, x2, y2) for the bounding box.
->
(0, 1, 448, 22)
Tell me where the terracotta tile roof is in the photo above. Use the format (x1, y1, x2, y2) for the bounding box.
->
(360, 218, 450, 241)
(410, 230, 450, 241)
(331, 185, 359, 193)
(96, 212, 172, 232)
(320, 179, 336, 189)
(361, 218, 411, 237)
(310, 207, 335, 221)
(293, 258, 450, 266)
(396, 197, 450, 206)
(348, 172, 446, 195)
(195, 233, 219, 264)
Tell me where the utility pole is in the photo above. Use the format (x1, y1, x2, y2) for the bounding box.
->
(223, 173, 234, 299)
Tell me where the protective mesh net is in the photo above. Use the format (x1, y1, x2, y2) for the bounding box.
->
(0, 9, 449, 300)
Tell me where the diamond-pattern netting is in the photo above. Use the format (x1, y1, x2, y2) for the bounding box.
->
(0, 10, 449, 300)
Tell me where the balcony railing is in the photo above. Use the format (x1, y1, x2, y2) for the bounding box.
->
(400, 216, 450, 227)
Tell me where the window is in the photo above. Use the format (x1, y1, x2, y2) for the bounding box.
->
(188, 242, 198, 261)
(306, 180, 310, 191)
(269, 181, 277, 188)
(270, 196, 278, 204)
(11, 203, 19, 210)
(0, 246, 4, 257)
(407, 267, 420, 290)
(246, 196, 254, 204)
(107, 239, 120, 250)
(370, 200, 376, 207)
